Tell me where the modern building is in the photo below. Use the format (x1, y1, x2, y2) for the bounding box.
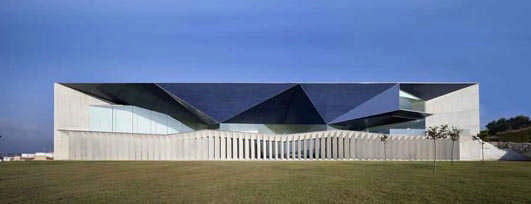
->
(21, 152, 54, 161)
(54, 82, 500, 161)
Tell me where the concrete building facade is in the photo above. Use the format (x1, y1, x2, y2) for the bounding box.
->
(54, 82, 497, 161)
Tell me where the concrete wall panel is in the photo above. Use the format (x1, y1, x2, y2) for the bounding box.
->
(58, 129, 466, 161)
(425, 84, 480, 137)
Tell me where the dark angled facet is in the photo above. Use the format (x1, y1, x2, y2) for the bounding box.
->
(225, 85, 325, 124)
(61, 83, 470, 128)
(155, 84, 218, 125)
(157, 83, 295, 122)
(61, 83, 212, 128)
(331, 110, 431, 130)
(399, 83, 475, 100)
(331, 85, 400, 124)
(301, 83, 396, 123)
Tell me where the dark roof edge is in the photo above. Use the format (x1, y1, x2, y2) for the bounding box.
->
(56, 82, 478, 85)
(154, 84, 219, 125)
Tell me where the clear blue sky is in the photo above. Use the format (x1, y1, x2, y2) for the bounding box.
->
(1, 0, 530, 153)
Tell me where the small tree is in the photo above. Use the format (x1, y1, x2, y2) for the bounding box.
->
(426, 125, 449, 173)
(473, 133, 489, 162)
(380, 135, 389, 160)
(448, 127, 462, 165)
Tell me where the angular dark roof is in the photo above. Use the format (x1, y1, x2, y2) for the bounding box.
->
(60, 83, 211, 127)
(330, 110, 431, 130)
(225, 85, 325, 124)
(399, 83, 475, 100)
(301, 83, 395, 122)
(157, 83, 294, 123)
(331, 84, 400, 124)
(59, 82, 475, 127)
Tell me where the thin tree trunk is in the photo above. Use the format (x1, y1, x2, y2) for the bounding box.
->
(481, 143, 485, 162)
(451, 141, 454, 165)
(384, 143, 386, 161)
(433, 139, 437, 174)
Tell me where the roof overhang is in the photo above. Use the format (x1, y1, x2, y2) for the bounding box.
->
(330, 110, 431, 130)
(60, 83, 216, 127)
(398, 83, 476, 100)
(58, 82, 473, 127)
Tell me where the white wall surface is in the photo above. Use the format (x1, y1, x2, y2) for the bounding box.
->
(54, 83, 194, 160)
(54, 83, 111, 160)
(459, 140, 526, 161)
(425, 84, 480, 138)
(58, 129, 460, 161)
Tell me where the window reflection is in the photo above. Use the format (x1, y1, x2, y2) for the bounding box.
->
(399, 90, 425, 112)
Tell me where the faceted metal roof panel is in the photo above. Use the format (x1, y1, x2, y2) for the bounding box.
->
(59, 82, 474, 126)
(225, 85, 325, 124)
(331, 85, 400, 124)
(331, 110, 430, 130)
(301, 83, 396, 122)
(60, 83, 211, 127)
(157, 83, 295, 122)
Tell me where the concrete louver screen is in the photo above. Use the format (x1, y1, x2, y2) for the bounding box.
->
(58, 130, 459, 161)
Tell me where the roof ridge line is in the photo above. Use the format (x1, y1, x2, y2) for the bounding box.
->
(221, 84, 299, 122)
(299, 85, 326, 123)
(155, 83, 218, 124)
(330, 84, 400, 124)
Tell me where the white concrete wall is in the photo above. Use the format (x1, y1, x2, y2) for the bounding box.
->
(424, 84, 484, 160)
(58, 129, 459, 161)
(425, 84, 480, 137)
(54, 83, 195, 159)
(459, 140, 526, 161)
(54, 83, 111, 160)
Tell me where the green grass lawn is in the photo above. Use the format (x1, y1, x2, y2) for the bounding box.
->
(1, 161, 530, 203)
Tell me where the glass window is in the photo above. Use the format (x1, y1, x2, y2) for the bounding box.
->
(399, 90, 425, 112)
(89, 105, 194, 134)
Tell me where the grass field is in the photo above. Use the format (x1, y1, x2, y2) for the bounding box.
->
(1, 161, 530, 203)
